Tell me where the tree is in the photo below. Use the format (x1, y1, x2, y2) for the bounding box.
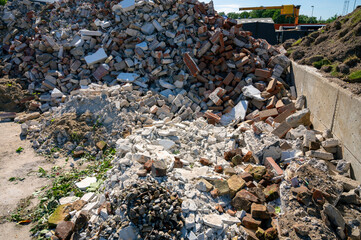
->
(223, 9, 338, 24)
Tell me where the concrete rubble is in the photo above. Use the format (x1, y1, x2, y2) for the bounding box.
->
(1, 0, 361, 240)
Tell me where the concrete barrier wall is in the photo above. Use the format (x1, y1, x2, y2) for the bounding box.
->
(290, 61, 361, 181)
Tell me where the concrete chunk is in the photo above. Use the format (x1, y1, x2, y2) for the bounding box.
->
(112, 0, 135, 12)
(220, 100, 248, 126)
(80, 30, 102, 36)
(84, 48, 107, 66)
(117, 72, 140, 82)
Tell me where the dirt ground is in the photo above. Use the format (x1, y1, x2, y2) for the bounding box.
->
(0, 121, 65, 239)
(285, 6, 361, 94)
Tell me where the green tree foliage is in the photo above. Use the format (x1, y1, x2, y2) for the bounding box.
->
(224, 9, 337, 24)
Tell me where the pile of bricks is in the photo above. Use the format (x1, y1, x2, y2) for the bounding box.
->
(0, 0, 291, 120)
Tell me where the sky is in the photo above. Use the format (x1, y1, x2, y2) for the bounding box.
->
(202, 0, 359, 21)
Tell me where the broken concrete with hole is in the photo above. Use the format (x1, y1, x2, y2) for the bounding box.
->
(0, 0, 360, 239)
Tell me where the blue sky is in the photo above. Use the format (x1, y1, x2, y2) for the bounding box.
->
(203, 0, 359, 20)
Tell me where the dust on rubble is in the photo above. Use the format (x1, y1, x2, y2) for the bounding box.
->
(30, 112, 107, 155)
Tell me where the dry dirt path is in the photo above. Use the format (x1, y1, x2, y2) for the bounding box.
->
(0, 121, 64, 239)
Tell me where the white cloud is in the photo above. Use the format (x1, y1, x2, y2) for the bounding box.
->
(213, 4, 241, 13)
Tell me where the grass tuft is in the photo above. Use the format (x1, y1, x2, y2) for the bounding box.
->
(292, 38, 302, 46)
(348, 70, 361, 82)
(312, 58, 331, 69)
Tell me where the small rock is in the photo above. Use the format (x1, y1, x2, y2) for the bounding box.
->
(151, 161, 167, 177)
(55, 221, 74, 240)
(75, 177, 97, 190)
(285, 108, 311, 128)
(203, 214, 223, 230)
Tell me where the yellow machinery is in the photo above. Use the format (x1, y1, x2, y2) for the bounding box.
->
(239, 5, 301, 24)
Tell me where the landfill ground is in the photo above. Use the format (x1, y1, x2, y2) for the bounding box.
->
(0, 0, 361, 240)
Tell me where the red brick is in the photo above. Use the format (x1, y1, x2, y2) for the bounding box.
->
(210, 31, 221, 44)
(271, 122, 291, 138)
(266, 96, 277, 109)
(236, 56, 249, 68)
(196, 74, 208, 83)
(274, 108, 295, 123)
(266, 78, 277, 92)
(204, 111, 221, 124)
(242, 215, 262, 230)
(200, 157, 211, 166)
(251, 99, 265, 110)
(264, 157, 283, 176)
(259, 108, 278, 120)
(92, 65, 109, 81)
(222, 72, 234, 85)
(275, 99, 285, 109)
(251, 203, 269, 219)
(278, 102, 296, 114)
(255, 69, 272, 78)
(183, 53, 200, 77)
(208, 106, 223, 111)
(198, 26, 207, 35)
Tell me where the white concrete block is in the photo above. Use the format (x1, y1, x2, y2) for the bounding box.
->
(85, 48, 108, 66)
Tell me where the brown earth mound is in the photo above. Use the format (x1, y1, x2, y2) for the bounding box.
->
(285, 6, 361, 93)
(0, 77, 32, 112)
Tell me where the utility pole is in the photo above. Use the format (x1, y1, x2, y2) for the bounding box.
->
(311, 6, 314, 18)
(354, 0, 357, 10)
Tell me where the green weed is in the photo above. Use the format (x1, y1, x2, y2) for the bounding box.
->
(8, 177, 25, 182)
(348, 70, 361, 82)
(292, 38, 302, 46)
(312, 58, 331, 69)
(16, 147, 24, 153)
(351, 9, 361, 26)
(22, 149, 116, 237)
(0, 0, 6, 5)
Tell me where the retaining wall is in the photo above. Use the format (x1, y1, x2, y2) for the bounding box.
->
(290, 61, 361, 181)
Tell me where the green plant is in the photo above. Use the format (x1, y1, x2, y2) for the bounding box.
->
(70, 132, 82, 143)
(312, 58, 331, 69)
(275, 206, 281, 214)
(0, 0, 7, 5)
(93, 117, 102, 131)
(16, 147, 24, 153)
(172, 150, 180, 154)
(8, 177, 25, 182)
(287, 49, 295, 55)
(38, 167, 48, 178)
(9, 177, 16, 182)
(348, 70, 361, 82)
(50, 147, 60, 153)
(330, 64, 343, 77)
(18, 149, 116, 237)
(292, 38, 302, 46)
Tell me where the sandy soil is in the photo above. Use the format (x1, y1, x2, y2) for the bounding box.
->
(0, 121, 64, 239)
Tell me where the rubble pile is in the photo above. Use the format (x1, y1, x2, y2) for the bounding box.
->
(102, 179, 184, 239)
(42, 101, 361, 239)
(22, 82, 202, 157)
(2, 0, 361, 239)
(1, 0, 290, 120)
(279, 159, 361, 240)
